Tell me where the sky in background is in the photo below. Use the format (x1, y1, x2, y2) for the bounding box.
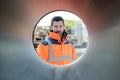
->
(37, 11, 84, 26)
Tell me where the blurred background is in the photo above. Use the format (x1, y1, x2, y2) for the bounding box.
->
(33, 11, 88, 57)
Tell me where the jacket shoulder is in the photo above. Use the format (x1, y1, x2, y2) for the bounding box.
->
(67, 38, 73, 44)
(41, 41, 48, 46)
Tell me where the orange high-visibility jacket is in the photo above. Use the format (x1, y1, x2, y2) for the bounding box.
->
(36, 32, 77, 65)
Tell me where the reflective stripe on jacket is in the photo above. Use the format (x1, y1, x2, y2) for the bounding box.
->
(45, 38, 73, 62)
(36, 32, 77, 65)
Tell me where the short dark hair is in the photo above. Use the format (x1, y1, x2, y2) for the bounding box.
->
(51, 16, 64, 26)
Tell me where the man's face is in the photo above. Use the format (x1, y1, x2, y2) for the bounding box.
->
(51, 21, 65, 36)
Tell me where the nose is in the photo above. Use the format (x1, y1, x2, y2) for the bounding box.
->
(56, 26, 61, 31)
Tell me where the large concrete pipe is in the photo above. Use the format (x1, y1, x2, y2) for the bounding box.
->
(0, 0, 120, 80)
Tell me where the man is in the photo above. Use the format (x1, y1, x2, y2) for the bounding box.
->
(36, 16, 77, 65)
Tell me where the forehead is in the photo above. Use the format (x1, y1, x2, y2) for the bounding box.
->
(52, 21, 64, 26)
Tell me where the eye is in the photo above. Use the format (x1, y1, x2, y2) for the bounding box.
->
(59, 25, 62, 28)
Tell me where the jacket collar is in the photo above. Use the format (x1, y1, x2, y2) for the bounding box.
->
(49, 32, 66, 43)
(49, 32, 60, 41)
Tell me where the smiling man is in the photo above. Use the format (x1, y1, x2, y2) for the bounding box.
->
(36, 16, 77, 65)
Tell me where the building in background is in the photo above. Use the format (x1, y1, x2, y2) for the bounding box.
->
(75, 24, 88, 48)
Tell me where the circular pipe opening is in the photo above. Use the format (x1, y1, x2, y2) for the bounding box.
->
(32, 10, 89, 66)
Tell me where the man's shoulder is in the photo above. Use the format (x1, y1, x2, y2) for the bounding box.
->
(66, 38, 73, 44)
(41, 40, 48, 46)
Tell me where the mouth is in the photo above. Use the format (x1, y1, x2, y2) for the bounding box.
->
(55, 31, 62, 34)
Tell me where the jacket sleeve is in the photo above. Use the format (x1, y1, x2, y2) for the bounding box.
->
(72, 45, 78, 59)
(36, 43, 49, 62)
